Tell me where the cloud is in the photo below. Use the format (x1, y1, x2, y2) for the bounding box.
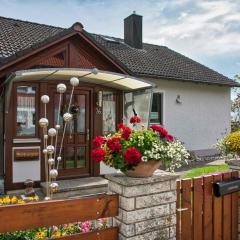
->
(144, 0, 240, 57)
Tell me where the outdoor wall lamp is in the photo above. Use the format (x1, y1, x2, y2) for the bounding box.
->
(176, 95, 182, 104)
(97, 90, 103, 107)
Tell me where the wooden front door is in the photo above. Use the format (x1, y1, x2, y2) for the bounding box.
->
(49, 86, 92, 178)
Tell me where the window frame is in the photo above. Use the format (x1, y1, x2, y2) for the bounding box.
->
(13, 82, 39, 139)
(150, 92, 164, 125)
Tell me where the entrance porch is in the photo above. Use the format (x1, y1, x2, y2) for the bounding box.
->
(3, 68, 153, 192)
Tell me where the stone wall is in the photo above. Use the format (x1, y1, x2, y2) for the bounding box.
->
(106, 170, 179, 240)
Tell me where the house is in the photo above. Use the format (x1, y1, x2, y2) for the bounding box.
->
(0, 13, 238, 191)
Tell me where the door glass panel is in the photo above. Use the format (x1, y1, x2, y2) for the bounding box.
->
(66, 147, 74, 169)
(56, 147, 63, 169)
(16, 86, 36, 136)
(77, 147, 86, 168)
(54, 94, 63, 134)
(103, 92, 116, 134)
(76, 95, 86, 133)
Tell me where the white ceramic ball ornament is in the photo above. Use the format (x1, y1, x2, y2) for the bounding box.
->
(49, 169, 58, 178)
(48, 128, 57, 137)
(55, 124, 60, 130)
(63, 112, 73, 122)
(70, 77, 79, 87)
(50, 182, 59, 189)
(43, 149, 47, 155)
(57, 156, 62, 162)
(47, 145, 55, 154)
(48, 158, 55, 165)
(91, 68, 99, 75)
(57, 83, 67, 94)
(39, 118, 49, 128)
(41, 95, 50, 104)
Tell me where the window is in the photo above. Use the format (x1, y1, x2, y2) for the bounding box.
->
(16, 86, 36, 137)
(150, 93, 163, 124)
(124, 89, 152, 128)
(103, 91, 116, 134)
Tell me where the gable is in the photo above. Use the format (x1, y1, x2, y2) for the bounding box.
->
(0, 33, 126, 78)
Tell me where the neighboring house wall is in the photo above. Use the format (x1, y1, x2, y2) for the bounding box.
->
(148, 78, 231, 151)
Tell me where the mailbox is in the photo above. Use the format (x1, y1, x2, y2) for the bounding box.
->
(213, 179, 240, 197)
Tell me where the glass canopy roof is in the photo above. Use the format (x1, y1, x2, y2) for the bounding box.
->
(6, 68, 153, 91)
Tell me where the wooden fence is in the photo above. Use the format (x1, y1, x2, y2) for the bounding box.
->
(176, 171, 239, 240)
(0, 193, 119, 240)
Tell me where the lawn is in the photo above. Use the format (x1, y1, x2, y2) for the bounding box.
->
(181, 164, 229, 178)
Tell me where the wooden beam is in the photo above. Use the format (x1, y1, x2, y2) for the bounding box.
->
(0, 193, 118, 233)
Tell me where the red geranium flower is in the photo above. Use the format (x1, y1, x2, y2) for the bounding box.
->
(165, 134, 174, 142)
(130, 115, 141, 124)
(117, 122, 126, 130)
(91, 148, 106, 163)
(107, 137, 122, 152)
(124, 147, 142, 165)
(92, 136, 104, 148)
(121, 127, 132, 140)
(150, 125, 168, 138)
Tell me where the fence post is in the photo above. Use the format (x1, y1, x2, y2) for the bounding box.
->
(105, 170, 179, 240)
(226, 159, 240, 239)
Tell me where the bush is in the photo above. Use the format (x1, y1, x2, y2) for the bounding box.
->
(216, 131, 240, 157)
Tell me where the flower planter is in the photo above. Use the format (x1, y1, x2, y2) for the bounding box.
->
(126, 160, 162, 177)
(46, 227, 118, 240)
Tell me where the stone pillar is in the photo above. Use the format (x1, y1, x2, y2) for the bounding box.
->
(105, 170, 179, 240)
(226, 159, 240, 239)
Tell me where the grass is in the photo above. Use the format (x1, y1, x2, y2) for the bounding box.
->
(181, 164, 229, 179)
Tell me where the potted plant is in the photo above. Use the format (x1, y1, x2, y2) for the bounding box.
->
(91, 116, 189, 177)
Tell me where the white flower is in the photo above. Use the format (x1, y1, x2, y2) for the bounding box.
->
(141, 156, 148, 162)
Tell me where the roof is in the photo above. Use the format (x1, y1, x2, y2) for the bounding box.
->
(0, 16, 238, 87)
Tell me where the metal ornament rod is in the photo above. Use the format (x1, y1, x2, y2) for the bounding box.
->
(39, 70, 98, 200)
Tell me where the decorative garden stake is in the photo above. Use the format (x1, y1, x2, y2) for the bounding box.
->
(39, 77, 79, 200)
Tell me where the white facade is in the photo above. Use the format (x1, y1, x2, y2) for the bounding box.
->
(100, 78, 232, 174)
(148, 78, 231, 151)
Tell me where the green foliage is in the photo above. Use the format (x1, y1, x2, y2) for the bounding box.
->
(182, 164, 229, 178)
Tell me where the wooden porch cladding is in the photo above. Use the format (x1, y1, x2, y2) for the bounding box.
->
(0, 193, 119, 234)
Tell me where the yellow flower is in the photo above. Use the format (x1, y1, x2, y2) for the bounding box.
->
(11, 197, 17, 204)
(34, 196, 39, 201)
(28, 197, 34, 201)
(17, 199, 25, 204)
(3, 197, 11, 205)
(36, 231, 45, 239)
(53, 231, 61, 237)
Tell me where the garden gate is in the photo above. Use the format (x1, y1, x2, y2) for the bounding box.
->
(176, 171, 239, 240)
(0, 193, 119, 240)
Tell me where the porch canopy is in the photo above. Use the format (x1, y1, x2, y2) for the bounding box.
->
(4, 68, 153, 112)
(5, 68, 153, 91)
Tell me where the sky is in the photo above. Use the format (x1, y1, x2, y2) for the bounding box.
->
(0, 0, 239, 80)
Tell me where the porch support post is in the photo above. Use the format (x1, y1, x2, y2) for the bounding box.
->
(105, 171, 179, 240)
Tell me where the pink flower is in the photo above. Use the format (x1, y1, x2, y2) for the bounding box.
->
(81, 221, 90, 233)
(52, 226, 58, 232)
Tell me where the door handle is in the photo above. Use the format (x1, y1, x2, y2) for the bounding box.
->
(86, 129, 90, 141)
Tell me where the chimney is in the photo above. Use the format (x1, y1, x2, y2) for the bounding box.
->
(124, 12, 143, 49)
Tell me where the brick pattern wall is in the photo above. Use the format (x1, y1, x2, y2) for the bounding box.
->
(106, 171, 179, 240)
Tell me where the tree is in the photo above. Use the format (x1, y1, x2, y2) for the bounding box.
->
(231, 75, 240, 132)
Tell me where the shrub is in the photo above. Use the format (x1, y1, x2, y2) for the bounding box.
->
(216, 130, 240, 157)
